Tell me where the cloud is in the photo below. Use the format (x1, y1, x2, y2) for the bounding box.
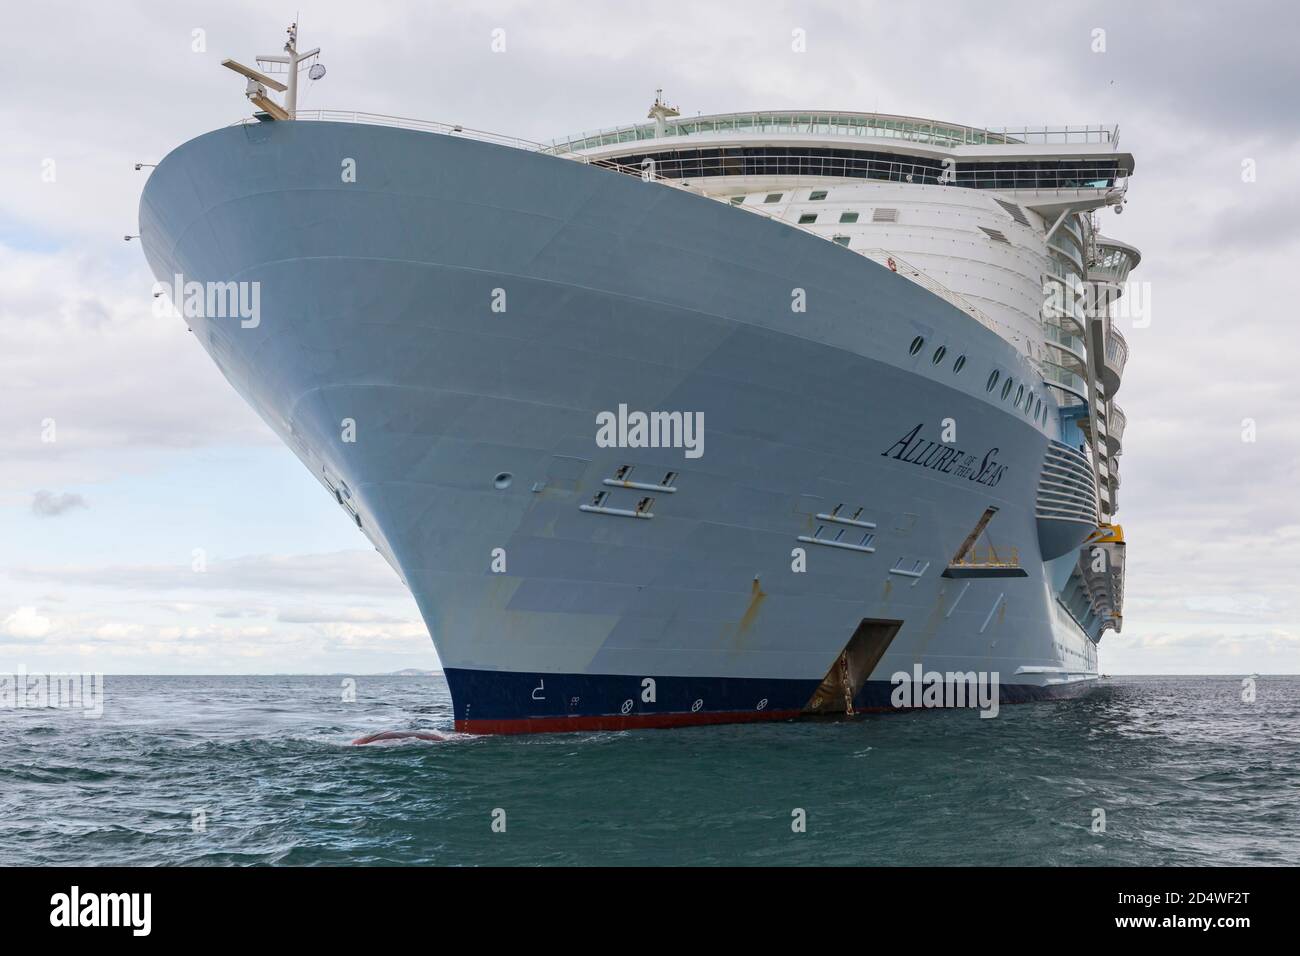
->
(1, 606, 53, 640)
(276, 606, 409, 624)
(9, 549, 406, 596)
(31, 490, 87, 517)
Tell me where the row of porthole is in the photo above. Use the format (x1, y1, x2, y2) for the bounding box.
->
(909, 335, 1047, 423)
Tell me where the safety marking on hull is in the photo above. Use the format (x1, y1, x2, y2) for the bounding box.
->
(980, 592, 1006, 634)
(946, 581, 972, 618)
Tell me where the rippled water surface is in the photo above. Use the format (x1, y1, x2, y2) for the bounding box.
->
(1, 675, 1296, 865)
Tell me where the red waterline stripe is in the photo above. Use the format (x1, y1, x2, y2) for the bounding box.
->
(456, 708, 803, 735)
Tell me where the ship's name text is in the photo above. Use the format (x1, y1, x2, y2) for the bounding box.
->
(881, 423, 1008, 487)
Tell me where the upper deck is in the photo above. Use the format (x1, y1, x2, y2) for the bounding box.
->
(543, 111, 1134, 204)
(547, 111, 1132, 165)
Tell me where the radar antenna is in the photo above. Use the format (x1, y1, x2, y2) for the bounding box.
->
(221, 20, 325, 120)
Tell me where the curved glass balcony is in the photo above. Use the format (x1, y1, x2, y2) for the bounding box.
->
(1103, 327, 1128, 393)
(1042, 322, 1088, 364)
(1039, 360, 1089, 400)
(1109, 403, 1127, 445)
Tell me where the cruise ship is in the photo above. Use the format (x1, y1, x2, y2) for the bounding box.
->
(138, 27, 1137, 733)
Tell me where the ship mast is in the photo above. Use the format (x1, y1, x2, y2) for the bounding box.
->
(647, 89, 680, 137)
(220, 20, 324, 120)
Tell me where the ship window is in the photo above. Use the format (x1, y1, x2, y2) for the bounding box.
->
(763, 193, 783, 203)
(729, 196, 744, 205)
(932, 345, 947, 365)
(809, 190, 828, 201)
(1035, 398, 1044, 419)
(839, 211, 859, 223)
(909, 336, 925, 356)
(1001, 378, 1014, 400)
(798, 213, 818, 224)
(859, 532, 876, 547)
(635, 496, 655, 515)
(662, 471, 678, 487)
(1015, 384, 1025, 406)
(986, 370, 1000, 392)
(954, 354, 967, 373)
(493, 472, 513, 489)
(832, 235, 850, 246)
(614, 464, 633, 481)
(592, 490, 609, 508)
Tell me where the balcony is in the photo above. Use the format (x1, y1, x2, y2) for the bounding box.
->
(1109, 403, 1127, 444)
(1088, 237, 1142, 286)
(1038, 360, 1090, 401)
(1102, 327, 1128, 393)
(1042, 321, 1088, 366)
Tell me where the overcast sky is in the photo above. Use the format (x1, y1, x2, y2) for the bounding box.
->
(3, 0, 1297, 674)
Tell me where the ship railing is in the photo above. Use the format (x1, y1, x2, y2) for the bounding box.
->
(951, 546, 1021, 568)
(544, 114, 1121, 153)
(854, 250, 1000, 335)
(291, 109, 551, 151)
(577, 153, 1130, 192)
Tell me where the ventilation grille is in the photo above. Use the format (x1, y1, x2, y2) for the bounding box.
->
(979, 226, 1010, 244)
(872, 207, 899, 223)
(1036, 441, 1099, 525)
(994, 198, 1031, 226)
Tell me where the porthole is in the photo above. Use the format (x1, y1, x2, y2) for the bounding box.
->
(493, 472, 513, 489)
(953, 354, 967, 374)
(1001, 378, 1013, 400)
(986, 370, 1000, 392)
(909, 336, 925, 356)
(932, 345, 947, 365)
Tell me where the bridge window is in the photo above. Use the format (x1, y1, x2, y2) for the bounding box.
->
(809, 190, 828, 200)
(839, 211, 859, 223)
(798, 213, 818, 224)
(763, 193, 783, 203)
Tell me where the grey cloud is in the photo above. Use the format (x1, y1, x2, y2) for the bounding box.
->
(31, 490, 86, 517)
